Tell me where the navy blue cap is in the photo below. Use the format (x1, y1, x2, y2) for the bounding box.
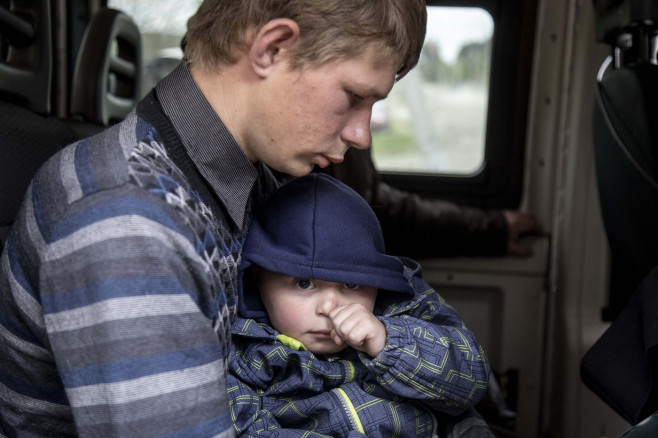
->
(239, 173, 413, 321)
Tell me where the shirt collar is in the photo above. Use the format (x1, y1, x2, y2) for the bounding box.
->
(156, 62, 259, 229)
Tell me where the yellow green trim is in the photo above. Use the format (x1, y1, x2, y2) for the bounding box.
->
(334, 388, 365, 434)
(276, 334, 307, 351)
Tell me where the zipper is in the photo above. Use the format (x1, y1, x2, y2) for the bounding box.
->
(330, 388, 365, 434)
(340, 360, 355, 382)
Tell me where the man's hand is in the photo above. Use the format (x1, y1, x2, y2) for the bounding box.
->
(503, 210, 540, 256)
(328, 304, 387, 357)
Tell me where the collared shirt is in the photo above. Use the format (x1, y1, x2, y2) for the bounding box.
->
(157, 62, 259, 230)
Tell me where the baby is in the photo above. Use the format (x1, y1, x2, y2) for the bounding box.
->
(228, 173, 492, 437)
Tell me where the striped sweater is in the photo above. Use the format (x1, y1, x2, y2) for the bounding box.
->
(0, 64, 275, 437)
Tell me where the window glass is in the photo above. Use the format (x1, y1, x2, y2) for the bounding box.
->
(372, 6, 493, 176)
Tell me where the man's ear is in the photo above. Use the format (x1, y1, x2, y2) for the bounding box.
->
(249, 18, 300, 78)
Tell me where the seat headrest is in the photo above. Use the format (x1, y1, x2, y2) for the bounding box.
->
(70, 8, 142, 126)
(0, 0, 52, 115)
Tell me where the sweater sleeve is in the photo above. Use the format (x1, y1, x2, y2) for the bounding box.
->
(318, 147, 509, 259)
(373, 182, 508, 258)
(360, 286, 490, 415)
(36, 187, 236, 437)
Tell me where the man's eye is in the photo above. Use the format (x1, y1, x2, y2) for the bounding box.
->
(295, 279, 315, 290)
(348, 91, 364, 103)
(344, 283, 360, 291)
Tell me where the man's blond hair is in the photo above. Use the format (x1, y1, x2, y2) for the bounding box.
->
(185, 0, 426, 79)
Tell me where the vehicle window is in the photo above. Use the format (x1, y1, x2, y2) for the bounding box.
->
(372, 6, 493, 176)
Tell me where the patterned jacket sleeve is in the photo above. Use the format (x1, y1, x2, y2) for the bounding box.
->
(361, 275, 490, 415)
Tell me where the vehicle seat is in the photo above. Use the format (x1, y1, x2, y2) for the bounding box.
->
(581, 0, 658, 427)
(581, 265, 658, 425)
(70, 8, 141, 126)
(0, 4, 141, 251)
(0, 0, 71, 247)
(593, 56, 658, 322)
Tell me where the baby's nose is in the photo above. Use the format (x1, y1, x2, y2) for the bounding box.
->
(317, 289, 339, 315)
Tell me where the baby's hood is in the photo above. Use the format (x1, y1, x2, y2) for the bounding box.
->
(239, 173, 413, 322)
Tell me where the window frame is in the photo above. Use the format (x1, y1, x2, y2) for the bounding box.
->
(380, 0, 538, 209)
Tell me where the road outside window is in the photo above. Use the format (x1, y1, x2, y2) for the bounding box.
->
(372, 7, 493, 176)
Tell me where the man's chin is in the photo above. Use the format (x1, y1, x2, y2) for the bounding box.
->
(279, 163, 316, 178)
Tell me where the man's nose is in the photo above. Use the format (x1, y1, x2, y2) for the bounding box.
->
(341, 109, 372, 150)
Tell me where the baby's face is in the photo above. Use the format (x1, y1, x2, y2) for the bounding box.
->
(258, 269, 377, 354)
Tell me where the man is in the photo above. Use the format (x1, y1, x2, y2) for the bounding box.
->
(0, 1, 427, 436)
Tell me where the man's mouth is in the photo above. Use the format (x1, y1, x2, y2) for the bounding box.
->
(317, 154, 344, 168)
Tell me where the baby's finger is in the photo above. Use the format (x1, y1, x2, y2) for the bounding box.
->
(330, 329, 346, 348)
(329, 304, 367, 329)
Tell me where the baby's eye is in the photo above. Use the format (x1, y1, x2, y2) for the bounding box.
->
(343, 283, 361, 291)
(295, 279, 315, 290)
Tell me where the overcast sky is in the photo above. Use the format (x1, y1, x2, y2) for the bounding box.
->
(426, 6, 494, 63)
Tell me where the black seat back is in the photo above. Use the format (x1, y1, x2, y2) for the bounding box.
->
(594, 62, 658, 320)
(0, 5, 141, 251)
(0, 1, 72, 247)
(581, 0, 658, 426)
(0, 0, 52, 114)
(70, 8, 141, 126)
(590, 0, 658, 322)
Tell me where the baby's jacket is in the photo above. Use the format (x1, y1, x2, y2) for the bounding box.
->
(227, 259, 490, 437)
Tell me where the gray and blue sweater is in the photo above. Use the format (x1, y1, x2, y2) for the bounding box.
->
(0, 64, 276, 437)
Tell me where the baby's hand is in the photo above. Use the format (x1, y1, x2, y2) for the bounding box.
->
(328, 304, 386, 357)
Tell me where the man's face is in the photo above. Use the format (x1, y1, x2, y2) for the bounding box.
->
(245, 44, 401, 176)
